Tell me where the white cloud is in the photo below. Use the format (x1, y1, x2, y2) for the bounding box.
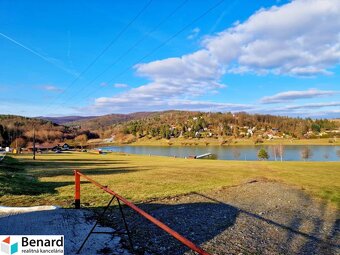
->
(284, 102, 340, 110)
(203, 0, 340, 76)
(90, 0, 340, 114)
(187, 27, 200, 40)
(90, 94, 251, 113)
(260, 89, 339, 103)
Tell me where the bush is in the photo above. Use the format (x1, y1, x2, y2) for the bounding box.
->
(254, 137, 264, 144)
(258, 148, 269, 160)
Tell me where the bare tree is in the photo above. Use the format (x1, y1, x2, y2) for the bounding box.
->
(272, 144, 284, 161)
(301, 147, 312, 161)
(75, 134, 88, 149)
(271, 146, 277, 161)
(278, 144, 285, 162)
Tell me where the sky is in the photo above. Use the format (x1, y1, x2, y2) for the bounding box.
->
(0, 0, 339, 118)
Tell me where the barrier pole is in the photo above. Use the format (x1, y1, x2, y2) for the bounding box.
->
(75, 170, 81, 209)
(75, 171, 211, 255)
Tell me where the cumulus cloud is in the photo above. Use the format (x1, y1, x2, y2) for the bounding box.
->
(91, 93, 251, 113)
(260, 89, 339, 103)
(91, 0, 340, 114)
(203, 0, 340, 76)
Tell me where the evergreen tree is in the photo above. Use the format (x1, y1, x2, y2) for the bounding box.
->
(258, 148, 269, 160)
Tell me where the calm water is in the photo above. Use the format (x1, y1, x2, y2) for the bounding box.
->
(99, 145, 340, 162)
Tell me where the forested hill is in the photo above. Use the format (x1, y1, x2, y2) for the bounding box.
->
(0, 115, 97, 147)
(39, 116, 97, 125)
(64, 112, 157, 131)
(1, 111, 339, 147)
(105, 111, 339, 140)
(55, 111, 339, 140)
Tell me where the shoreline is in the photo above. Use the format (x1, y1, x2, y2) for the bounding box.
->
(87, 138, 340, 147)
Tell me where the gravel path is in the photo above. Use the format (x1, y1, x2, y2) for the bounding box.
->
(1, 181, 338, 254)
(106, 180, 339, 255)
(0, 208, 131, 255)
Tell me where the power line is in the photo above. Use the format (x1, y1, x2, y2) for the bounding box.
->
(54, 0, 189, 108)
(70, 0, 225, 110)
(0, 32, 77, 76)
(41, 0, 153, 115)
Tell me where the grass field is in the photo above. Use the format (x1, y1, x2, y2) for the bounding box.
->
(0, 152, 339, 208)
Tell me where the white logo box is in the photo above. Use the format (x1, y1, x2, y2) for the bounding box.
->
(0, 235, 64, 255)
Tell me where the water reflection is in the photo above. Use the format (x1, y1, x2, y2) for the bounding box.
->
(99, 145, 340, 162)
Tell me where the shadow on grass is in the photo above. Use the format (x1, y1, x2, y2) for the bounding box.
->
(17, 156, 144, 178)
(34, 166, 142, 178)
(0, 156, 140, 196)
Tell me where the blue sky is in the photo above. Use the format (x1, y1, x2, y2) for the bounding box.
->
(0, 0, 339, 118)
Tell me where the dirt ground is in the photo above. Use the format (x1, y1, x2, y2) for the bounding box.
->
(104, 179, 339, 255)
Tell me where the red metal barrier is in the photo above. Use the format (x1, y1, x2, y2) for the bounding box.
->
(74, 170, 211, 255)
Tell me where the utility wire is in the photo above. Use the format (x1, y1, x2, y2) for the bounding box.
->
(55, 0, 189, 108)
(0, 32, 77, 76)
(41, 0, 153, 115)
(71, 0, 225, 110)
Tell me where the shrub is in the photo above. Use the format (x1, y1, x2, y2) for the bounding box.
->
(258, 148, 269, 160)
(254, 137, 264, 144)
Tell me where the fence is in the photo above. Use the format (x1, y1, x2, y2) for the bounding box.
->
(74, 170, 211, 255)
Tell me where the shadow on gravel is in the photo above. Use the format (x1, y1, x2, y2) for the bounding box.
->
(196, 192, 340, 255)
(99, 201, 239, 255)
(93, 192, 339, 255)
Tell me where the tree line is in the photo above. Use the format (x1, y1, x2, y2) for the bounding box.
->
(0, 115, 98, 147)
(110, 111, 339, 140)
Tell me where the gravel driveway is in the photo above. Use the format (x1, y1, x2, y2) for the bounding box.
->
(105, 180, 339, 255)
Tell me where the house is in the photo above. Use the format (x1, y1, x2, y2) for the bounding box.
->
(103, 138, 114, 143)
(28, 143, 56, 152)
(61, 143, 71, 150)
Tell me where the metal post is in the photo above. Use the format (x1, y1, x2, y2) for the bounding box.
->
(75, 170, 81, 209)
(77, 195, 116, 254)
(117, 198, 134, 251)
(75, 171, 211, 255)
(32, 126, 36, 160)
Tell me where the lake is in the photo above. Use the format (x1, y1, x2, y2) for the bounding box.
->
(98, 145, 340, 162)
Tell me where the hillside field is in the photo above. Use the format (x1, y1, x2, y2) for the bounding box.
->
(0, 152, 339, 208)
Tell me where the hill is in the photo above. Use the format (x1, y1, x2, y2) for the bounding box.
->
(2, 111, 340, 147)
(0, 115, 97, 148)
(64, 111, 165, 137)
(104, 111, 340, 143)
(38, 116, 97, 124)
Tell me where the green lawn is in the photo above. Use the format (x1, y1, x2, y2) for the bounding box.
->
(0, 152, 339, 208)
